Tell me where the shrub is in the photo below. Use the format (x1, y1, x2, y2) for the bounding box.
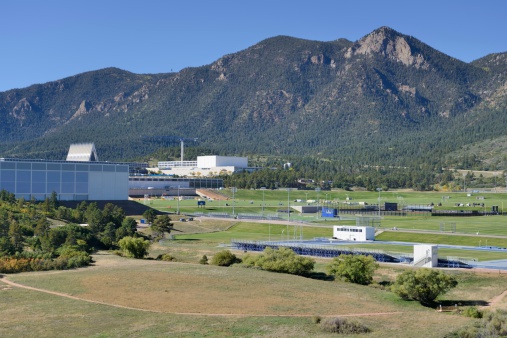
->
(242, 247, 315, 276)
(326, 254, 378, 285)
(118, 236, 151, 259)
(312, 315, 322, 324)
(483, 309, 507, 336)
(0, 258, 31, 273)
(391, 268, 458, 304)
(199, 255, 209, 265)
(211, 250, 240, 266)
(462, 306, 483, 318)
(320, 317, 370, 334)
(157, 253, 176, 262)
(445, 309, 507, 337)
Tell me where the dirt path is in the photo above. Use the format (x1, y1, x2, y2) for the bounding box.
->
(482, 288, 507, 309)
(0, 274, 400, 318)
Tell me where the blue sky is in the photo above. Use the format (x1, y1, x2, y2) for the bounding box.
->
(1, 0, 506, 92)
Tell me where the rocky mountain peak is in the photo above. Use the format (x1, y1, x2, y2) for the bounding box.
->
(345, 26, 429, 69)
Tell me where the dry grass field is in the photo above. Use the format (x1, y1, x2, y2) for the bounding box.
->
(2, 252, 506, 337)
(3, 205, 507, 337)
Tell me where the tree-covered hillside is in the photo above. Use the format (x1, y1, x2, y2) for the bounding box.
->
(0, 27, 506, 170)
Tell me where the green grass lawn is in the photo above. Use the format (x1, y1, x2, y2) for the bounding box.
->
(142, 189, 507, 227)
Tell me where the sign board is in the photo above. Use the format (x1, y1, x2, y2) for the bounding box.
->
(321, 208, 337, 218)
(197, 201, 206, 206)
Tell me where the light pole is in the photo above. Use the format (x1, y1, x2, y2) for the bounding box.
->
(305, 192, 309, 203)
(232, 187, 236, 215)
(287, 188, 290, 223)
(262, 188, 265, 214)
(177, 185, 180, 215)
(325, 193, 329, 208)
(376, 188, 382, 218)
(315, 187, 321, 219)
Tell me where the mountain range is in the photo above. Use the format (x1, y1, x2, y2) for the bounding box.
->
(1, 26, 506, 169)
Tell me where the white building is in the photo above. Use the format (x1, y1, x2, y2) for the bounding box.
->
(332, 226, 375, 241)
(413, 245, 438, 268)
(157, 155, 252, 176)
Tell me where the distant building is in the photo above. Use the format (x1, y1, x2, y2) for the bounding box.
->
(157, 155, 257, 176)
(66, 143, 99, 162)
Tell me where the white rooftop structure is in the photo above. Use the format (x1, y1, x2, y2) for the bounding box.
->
(66, 143, 99, 162)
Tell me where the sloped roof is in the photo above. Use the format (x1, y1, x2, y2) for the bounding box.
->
(66, 143, 99, 162)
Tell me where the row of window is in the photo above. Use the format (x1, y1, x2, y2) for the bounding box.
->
(335, 228, 364, 233)
(0, 161, 128, 172)
(14, 193, 89, 201)
(1, 170, 88, 183)
(0, 181, 88, 194)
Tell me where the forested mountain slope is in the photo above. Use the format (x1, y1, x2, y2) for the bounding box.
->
(1, 26, 506, 168)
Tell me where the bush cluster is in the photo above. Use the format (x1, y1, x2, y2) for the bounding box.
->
(242, 247, 315, 276)
(445, 309, 507, 337)
(391, 268, 458, 304)
(326, 254, 378, 285)
(0, 248, 91, 273)
(211, 250, 240, 267)
(462, 306, 483, 319)
(319, 317, 370, 334)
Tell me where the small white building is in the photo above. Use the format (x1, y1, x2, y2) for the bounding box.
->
(333, 226, 375, 241)
(413, 244, 438, 268)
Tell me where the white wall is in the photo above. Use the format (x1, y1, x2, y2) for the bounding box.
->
(197, 156, 248, 168)
(333, 226, 375, 241)
(413, 245, 438, 268)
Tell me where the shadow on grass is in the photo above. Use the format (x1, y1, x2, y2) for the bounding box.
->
(438, 300, 489, 307)
(305, 272, 335, 281)
(410, 299, 490, 309)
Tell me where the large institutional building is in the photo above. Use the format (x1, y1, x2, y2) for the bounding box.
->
(0, 144, 131, 201)
(157, 155, 252, 176)
(0, 144, 235, 201)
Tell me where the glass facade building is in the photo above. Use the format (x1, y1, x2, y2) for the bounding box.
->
(0, 158, 129, 201)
